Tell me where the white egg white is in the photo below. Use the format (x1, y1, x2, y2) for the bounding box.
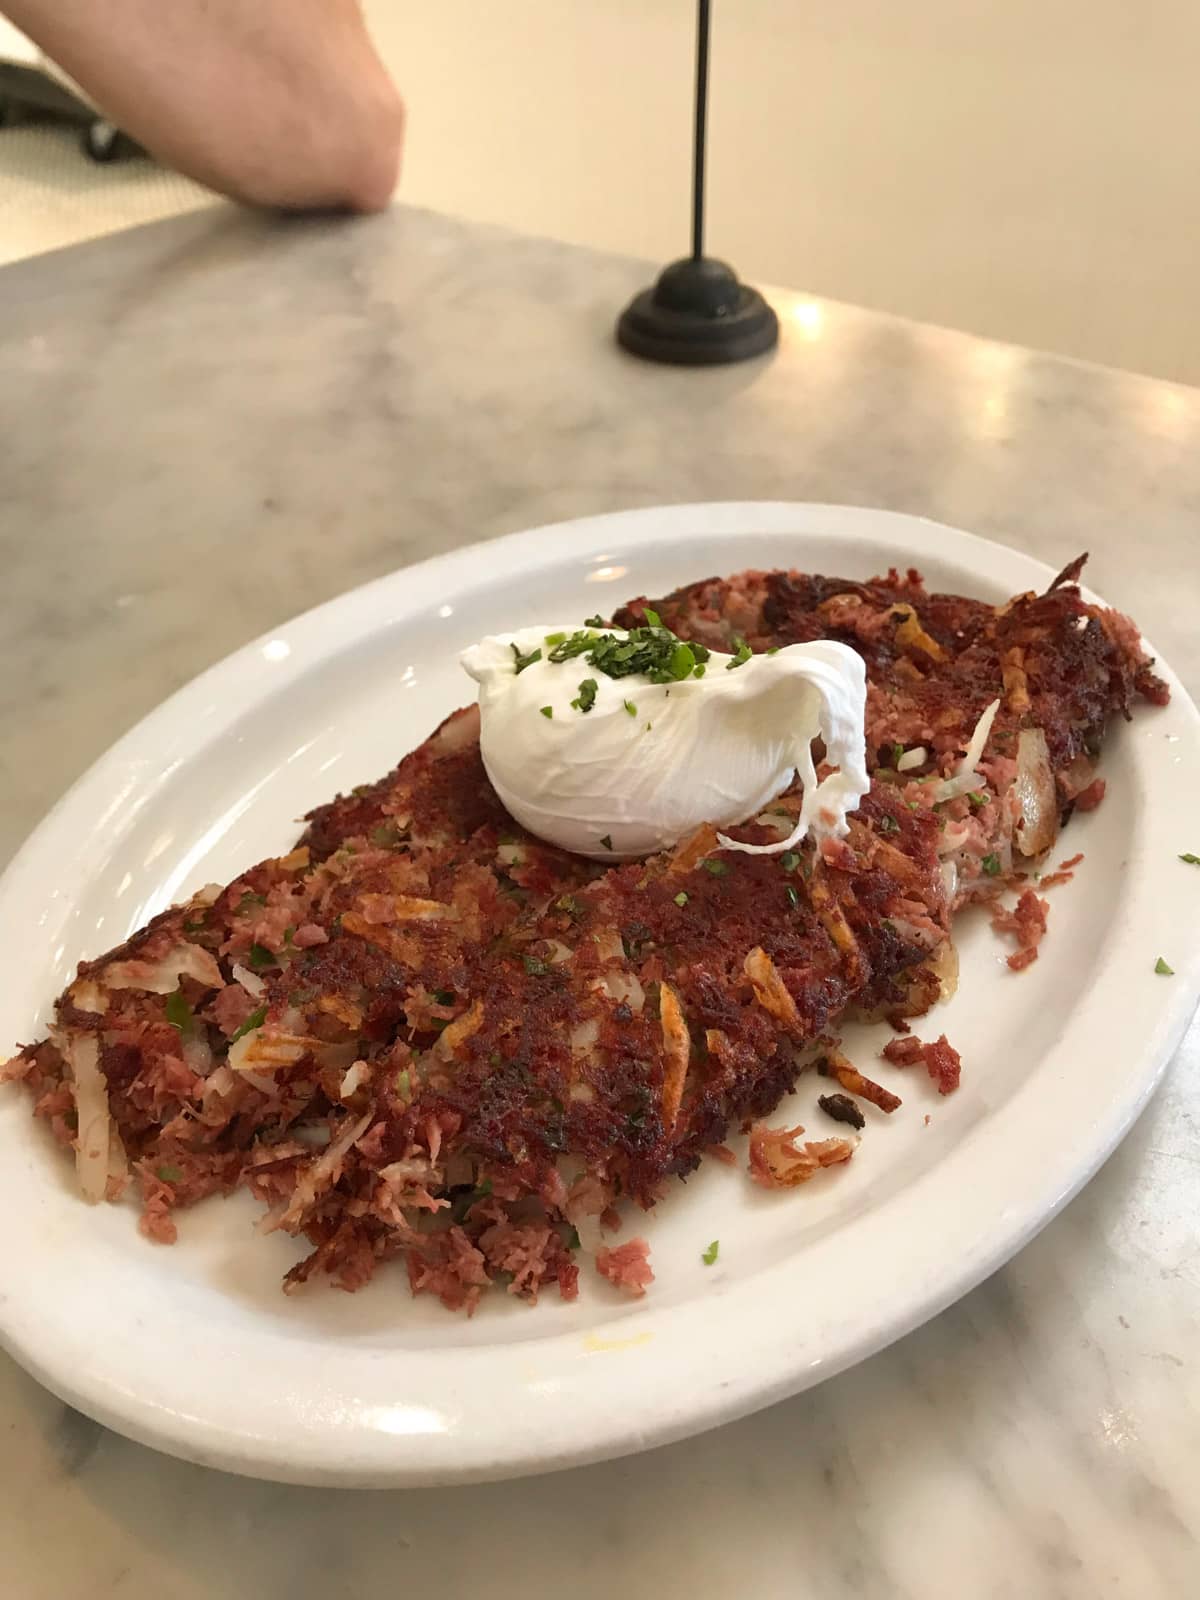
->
(460, 625, 869, 861)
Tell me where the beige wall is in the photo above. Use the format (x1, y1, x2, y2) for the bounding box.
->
(369, 1, 1200, 384)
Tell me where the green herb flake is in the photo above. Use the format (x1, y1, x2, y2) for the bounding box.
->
(692, 662, 707, 678)
(623, 699, 637, 717)
(1180, 853, 1200, 866)
(642, 607, 663, 628)
(785, 884, 799, 908)
(583, 613, 606, 628)
(981, 853, 1002, 877)
(1155, 956, 1175, 976)
(433, 989, 455, 1005)
(891, 743, 904, 768)
(230, 1005, 267, 1043)
(702, 1239, 720, 1266)
(566, 1225, 582, 1251)
(878, 814, 901, 836)
(540, 705, 554, 719)
(283, 926, 296, 949)
(571, 677, 599, 714)
(237, 892, 267, 913)
(511, 642, 542, 674)
(369, 823, 403, 847)
(164, 990, 192, 1032)
(726, 638, 753, 671)
(780, 851, 801, 872)
(968, 791, 987, 810)
(523, 954, 551, 976)
(702, 858, 730, 877)
(600, 834, 614, 852)
(544, 631, 567, 647)
(395, 1068, 412, 1101)
(156, 1164, 184, 1185)
(766, 647, 780, 656)
(248, 942, 276, 970)
(674, 891, 689, 907)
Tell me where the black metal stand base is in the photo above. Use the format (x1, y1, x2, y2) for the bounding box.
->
(616, 255, 779, 367)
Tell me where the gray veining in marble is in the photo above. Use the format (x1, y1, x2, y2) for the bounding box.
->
(1, 202, 1199, 1598)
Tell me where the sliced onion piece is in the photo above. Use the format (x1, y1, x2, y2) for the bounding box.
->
(897, 746, 928, 772)
(1014, 727, 1058, 857)
(64, 1033, 117, 1204)
(231, 962, 266, 999)
(932, 697, 1000, 802)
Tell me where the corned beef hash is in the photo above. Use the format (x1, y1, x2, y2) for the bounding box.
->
(4, 556, 1167, 1313)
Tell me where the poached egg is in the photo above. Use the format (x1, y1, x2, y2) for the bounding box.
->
(460, 622, 868, 861)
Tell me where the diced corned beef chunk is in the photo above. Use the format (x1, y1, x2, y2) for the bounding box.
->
(595, 1239, 654, 1298)
(881, 1033, 963, 1094)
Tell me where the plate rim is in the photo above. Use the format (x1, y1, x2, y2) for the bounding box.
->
(2, 500, 1198, 1487)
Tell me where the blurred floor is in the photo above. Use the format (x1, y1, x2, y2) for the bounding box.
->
(3, 0, 1199, 385)
(0, 122, 213, 266)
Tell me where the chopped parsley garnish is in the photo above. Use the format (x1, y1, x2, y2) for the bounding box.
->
(584, 613, 606, 628)
(370, 822, 403, 847)
(164, 990, 192, 1031)
(702, 1239, 720, 1265)
(511, 642, 542, 674)
(967, 791, 987, 809)
(780, 851, 800, 872)
(623, 699, 637, 717)
(544, 631, 567, 646)
(571, 677, 598, 713)
(599, 834, 614, 851)
(674, 891, 689, 907)
(1155, 956, 1175, 976)
(395, 1068, 412, 1100)
(237, 892, 266, 913)
(433, 989, 455, 1005)
(522, 954, 551, 976)
(248, 942, 276, 970)
(726, 638, 753, 670)
(766, 646, 780, 656)
(283, 926, 296, 949)
(981, 853, 1002, 876)
(891, 743, 904, 768)
(1180, 853, 1200, 865)
(545, 618, 711, 684)
(878, 814, 901, 836)
(540, 705, 553, 719)
(785, 884, 799, 908)
(156, 1164, 184, 1185)
(566, 1225, 582, 1251)
(230, 1005, 267, 1043)
(702, 858, 730, 876)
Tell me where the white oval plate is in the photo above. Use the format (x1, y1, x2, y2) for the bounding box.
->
(2, 504, 1198, 1487)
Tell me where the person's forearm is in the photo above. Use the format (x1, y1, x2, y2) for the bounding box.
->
(4, 0, 404, 211)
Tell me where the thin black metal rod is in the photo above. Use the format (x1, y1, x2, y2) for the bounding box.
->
(691, 0, 710, 260)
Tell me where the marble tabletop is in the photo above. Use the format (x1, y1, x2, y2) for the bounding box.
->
(1, 204, 1198, 1598)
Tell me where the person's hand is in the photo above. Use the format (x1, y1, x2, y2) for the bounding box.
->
(3, 0, 405, 212)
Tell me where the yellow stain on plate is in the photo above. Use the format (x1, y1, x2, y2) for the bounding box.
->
(582, 1330, 654, 1354)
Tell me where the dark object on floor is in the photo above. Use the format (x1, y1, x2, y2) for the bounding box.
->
(0, 60, 141, 163)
